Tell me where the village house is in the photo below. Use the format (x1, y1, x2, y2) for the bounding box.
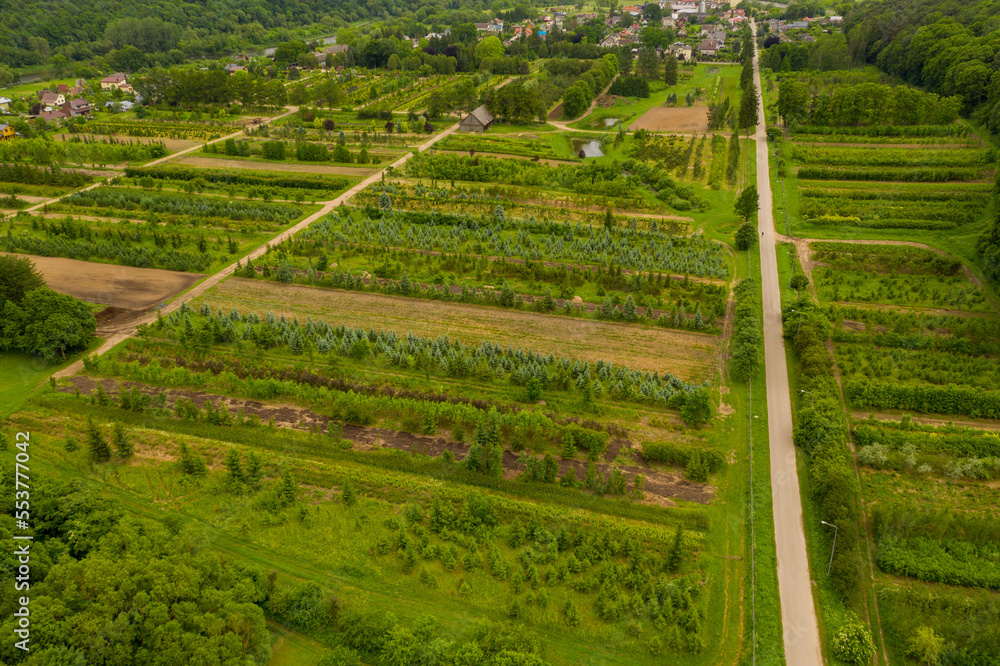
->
(62, 98, 93, 117)
(224, 63, 248, 74)
(39, 109, 69, 122)
(0, 97, 11, 112)
(459, 105, 495, 133)
(38, 90, 66, 107)
(698, 38, 722, 57)
(0, 123, 16, 140)
(474, 18, 504, 32)
(100, 73, 128, 91)
(670, 41, 693, 60)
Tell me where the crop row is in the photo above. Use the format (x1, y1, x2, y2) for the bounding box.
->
(791, 146, 990, 168)
(87, 120, 230, 140)
(64, 187, 301, 222)
(403, 154, 707, 212)
(122, 166, 351, 192)
(810, 243, 961, 276)
(837, 342, 999, 391)
(0, 163, 93, 188)
(814, 268, 990, 311)
(0, 233, 213, 272)
(852, 422, 1000, 458)
(845, 378, 1000, 419)
(0, 136, 168, 165)
(796, 166, 986, 182)
(300, 210, 729, 278)
(153, 305, 705, 409)
(802, 196, 979, 226)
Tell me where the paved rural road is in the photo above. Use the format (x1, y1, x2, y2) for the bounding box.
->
(751, 24, 824, 665)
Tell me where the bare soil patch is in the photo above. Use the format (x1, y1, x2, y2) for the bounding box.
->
(62, 376, 716, 505)
(629, 106, 709, 133)
(4, 252, 202, 309)
(197, 278, 718, 382)
(173, 156, 377, 177)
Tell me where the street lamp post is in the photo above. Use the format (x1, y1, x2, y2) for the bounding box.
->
(820, 520, 838, 577)
(800, 389, 814, 408)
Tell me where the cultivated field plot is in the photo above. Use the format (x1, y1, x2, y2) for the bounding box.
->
(782, 130, 994, 235)
(1, 186, 319, 274)
(629, 107, 710, 134)
(54, 133, 201, 154)
(174, 155, 379, 177)
(809, 242, 993, 313)
(6, 252, 201, 308)
(195, 278, 719, 383)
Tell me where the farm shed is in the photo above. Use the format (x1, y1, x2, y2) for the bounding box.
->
(459, 105, 495, 133)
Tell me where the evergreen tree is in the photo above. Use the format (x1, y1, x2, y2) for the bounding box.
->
(87, 419, 111, 463)
(225, 448, 244, 485)
(561, 433, 576, 459)
(342, 479, 357, 505)
(604, 208, 615, 230)
(623, 295, 638, 321)
(499, 282, 516, 307)
(400, 271, 412, 295)
(112, 422, 133, 459)
(664, 53, 678, 86)
(280, 469, 298, 506)
(245, 452, 264, 487)
(666, 524, 684, 572)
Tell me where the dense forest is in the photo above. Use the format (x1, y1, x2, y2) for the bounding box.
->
(837, 0, 1000, 284)
(0, 0, 493, 67)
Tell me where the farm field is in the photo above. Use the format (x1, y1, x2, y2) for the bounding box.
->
(191, 278, 720, 382)
(0, 55, 778, 666)
(4, 252, 201, 308)
(774, 71, 1000, 665)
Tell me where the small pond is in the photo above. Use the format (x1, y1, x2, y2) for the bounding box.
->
(603, 117, 620, 127)
(572, 139, 604, 157)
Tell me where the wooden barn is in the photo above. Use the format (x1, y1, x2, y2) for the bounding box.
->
(459, 105, 495, 133)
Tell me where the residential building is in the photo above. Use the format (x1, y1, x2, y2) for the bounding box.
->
(0, 123, 16, 140)
(62, 98, 93, 117)
(698, 38, 721, 56)
(459, 105, 495, 133)
(39, 109, 69, 122)
(224, 63, 248, 74)
(0, 96, 11, 112)
(38, 90, 66, 107)
(100, 73, 128, 91)
(669, 41, 693, 60)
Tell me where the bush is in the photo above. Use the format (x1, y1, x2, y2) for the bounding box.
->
(832, 613, 875, 664)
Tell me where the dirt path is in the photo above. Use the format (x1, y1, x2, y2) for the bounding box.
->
(850, 412, 1000, 432)
(62, 376, 716, 506)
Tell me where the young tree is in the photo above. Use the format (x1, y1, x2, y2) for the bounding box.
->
(87, 418, 111, 463)
(225, 448, 244, 485)
(681, 388, 712, 428)
(342, 479, 357, 506)
(280, 470, 298, 506)
(112, 422, 133, 459)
